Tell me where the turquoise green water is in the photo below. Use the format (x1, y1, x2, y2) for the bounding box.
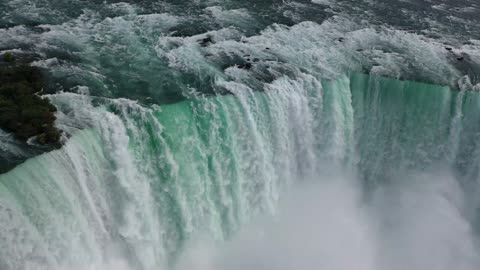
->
(1, 73, 480, 269)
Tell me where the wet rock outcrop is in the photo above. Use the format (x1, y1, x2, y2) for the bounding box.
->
(0, 52, 62, 146)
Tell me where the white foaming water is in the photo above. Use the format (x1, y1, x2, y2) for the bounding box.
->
(203, 6, 256, 28)
(180, 173, 377, 270)
(0, 129, 28, 161)
(177, 168, 479, 270)
(372, 169, 478, 270)
(152, 14, 466, 94)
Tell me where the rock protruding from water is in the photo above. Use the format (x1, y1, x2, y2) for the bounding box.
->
(198, 36, 213, 47)
(237, 62, 253, 70)
(0, 52, 62, 146)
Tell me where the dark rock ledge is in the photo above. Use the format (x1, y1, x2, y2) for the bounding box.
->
(0, 52, 62, 147)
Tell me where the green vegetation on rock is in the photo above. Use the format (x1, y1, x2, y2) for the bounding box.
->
(0, 53, 62, 146)
(3, 52, 15, 63)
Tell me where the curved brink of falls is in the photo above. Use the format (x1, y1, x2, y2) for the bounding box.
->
(1, 73, 480, 269)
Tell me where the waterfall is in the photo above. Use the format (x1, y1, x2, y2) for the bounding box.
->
(1, 73, 480, 269)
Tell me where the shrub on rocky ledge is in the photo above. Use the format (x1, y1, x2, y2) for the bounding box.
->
(0, 54, 62, 146)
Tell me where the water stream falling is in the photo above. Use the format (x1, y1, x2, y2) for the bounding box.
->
(1, 0, 480, 269)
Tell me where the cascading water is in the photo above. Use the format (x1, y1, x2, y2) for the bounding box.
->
(1, 0, 480, 270)
(2, 73, 480, 270)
